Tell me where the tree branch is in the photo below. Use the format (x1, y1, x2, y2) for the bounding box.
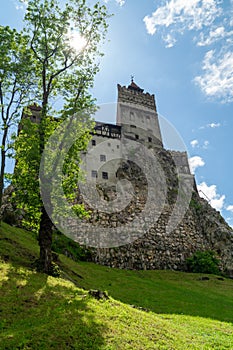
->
(5, 78, 17, 123)
(0, 82, 4, 122)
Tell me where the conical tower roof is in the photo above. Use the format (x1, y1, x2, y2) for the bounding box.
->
(128, 77, 144, 93)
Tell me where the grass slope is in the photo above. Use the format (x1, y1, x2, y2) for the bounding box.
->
(0, 223, 233, 349)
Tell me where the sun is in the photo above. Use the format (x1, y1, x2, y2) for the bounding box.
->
(67, 29, 87, 53)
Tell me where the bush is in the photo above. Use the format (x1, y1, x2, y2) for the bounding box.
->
(189, 198, 202, 211)
(186, 250, 220, 275)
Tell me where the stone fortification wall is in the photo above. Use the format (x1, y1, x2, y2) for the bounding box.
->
(117, 84, 156, 111)
(78, 147, 233, 277)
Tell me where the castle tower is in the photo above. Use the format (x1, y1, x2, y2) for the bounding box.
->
(83, 80, 166, 184)
(117, 79, 163, 148)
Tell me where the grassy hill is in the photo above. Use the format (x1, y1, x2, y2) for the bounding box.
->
(0, 222, 233, 349)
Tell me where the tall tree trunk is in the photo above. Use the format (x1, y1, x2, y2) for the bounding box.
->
(38, 100, 54, 274)
(38, 205, 54, 274)
(0, 127, 8, 221)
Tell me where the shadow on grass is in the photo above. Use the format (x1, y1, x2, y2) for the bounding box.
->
(0, 261, 107, 350)
(63, 260, 233, 324)
(1, 222, 233, 327)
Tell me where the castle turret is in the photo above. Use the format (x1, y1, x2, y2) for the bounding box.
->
(117, 79, 163, 148)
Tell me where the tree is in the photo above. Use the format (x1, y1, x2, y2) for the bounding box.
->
(13, 0, 109, 274)
(0, 26, 36, 216)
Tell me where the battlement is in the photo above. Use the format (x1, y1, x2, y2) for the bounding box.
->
(117, 84, 157, 111)
(169, 151, 191, 175)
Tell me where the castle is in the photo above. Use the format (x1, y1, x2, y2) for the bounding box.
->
(14, 80, 233, 276)
(76, 80, 233, 276)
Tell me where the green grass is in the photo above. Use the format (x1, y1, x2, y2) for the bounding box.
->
(62, 258, 233, 323)
(0, 222, 233, 349)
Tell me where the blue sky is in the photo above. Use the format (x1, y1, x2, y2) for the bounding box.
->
(1, 0, 233, 227)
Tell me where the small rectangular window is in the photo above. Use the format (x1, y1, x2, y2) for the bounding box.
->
(148, 137, 152, 143)
(92, 139, 96, 146)
(117, 145, 120, 149)
(91, 170, 98, 178)
(108, 142, 111, 147)
(130, 124, 136, 128)
(102, 172, 108, 179)
(135, 134, 139, 140)
(100, 154, 106, 162)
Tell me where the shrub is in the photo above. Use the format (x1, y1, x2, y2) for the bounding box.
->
(189, 198, 202, 211)
(186, 250, 220, 275)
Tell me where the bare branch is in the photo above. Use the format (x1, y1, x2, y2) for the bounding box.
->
(30, 22, 43, 63)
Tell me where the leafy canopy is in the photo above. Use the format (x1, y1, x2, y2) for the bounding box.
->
(12, 0, 110, 231)
(0, 25, 37, 125)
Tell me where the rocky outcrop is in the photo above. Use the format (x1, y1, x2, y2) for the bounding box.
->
(0, 185, 24, 226)
(79, 148, 233, 277)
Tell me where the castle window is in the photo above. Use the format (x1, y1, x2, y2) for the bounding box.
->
(135, 134, 139, 140)
(117, 145, 120, 149)
(92, 139, 96, 146)
(100, 154, 106, 162)
(130, 124, 136, 128)
(108, 142, 111, 147)
(148, 137, 152, 143)
(102, 171, 108, 180)
(91, 170, 98, 178)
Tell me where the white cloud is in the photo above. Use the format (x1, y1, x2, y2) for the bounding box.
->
(226, 205, 233, 213)
(190, 140, 209, 149)
(116, 0, 125, 5)
(197, 181, 225, 211)
(103, 0, 125, 5)
(163, 34, 177, 48)
(143, 0, 222, 44)
(188, 155, 205, 173)
(208, 122, 221, 128)
(190, 139, 199, 148)
(199, 122, 221, 129)
(197, 26, 229, 46)
(194, 50, 233, 103)
(203, 140, 209, 149)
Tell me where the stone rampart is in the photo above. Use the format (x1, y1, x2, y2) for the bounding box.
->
(78, 148, 233, 276)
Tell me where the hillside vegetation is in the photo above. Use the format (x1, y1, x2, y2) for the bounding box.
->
(0, 222, 233, 349)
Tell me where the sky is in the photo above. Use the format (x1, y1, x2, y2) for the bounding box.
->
(1, 0, 233, 227)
